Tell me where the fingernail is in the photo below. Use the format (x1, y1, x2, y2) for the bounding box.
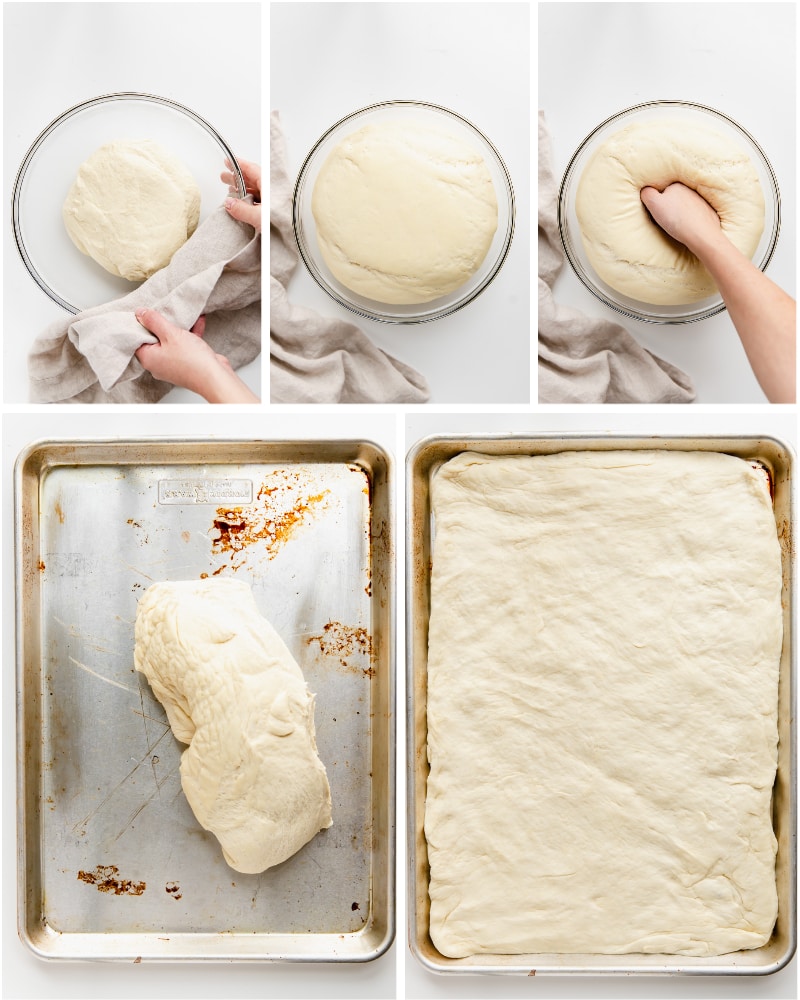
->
(225, 198, 235, 210)
(134, 308, 147, 324)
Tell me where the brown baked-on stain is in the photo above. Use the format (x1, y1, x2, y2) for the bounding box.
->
(208, 470, 331, 574)
(77, 865, 146, 896)
(307, 621, 374, 674)
(165, 881, 182, 901)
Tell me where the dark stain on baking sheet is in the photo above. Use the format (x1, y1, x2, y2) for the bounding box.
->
(208, 470, 331, 575)
(77, 865, 146, 896)
(126, 517, 150, 545)
(750, 460, 774, 501)
(165, 881, 182, 900)
(307, 621, 374, 675)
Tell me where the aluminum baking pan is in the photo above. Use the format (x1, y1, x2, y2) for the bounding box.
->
(15, 437, 394, 962)
(406, 433, 795, 975)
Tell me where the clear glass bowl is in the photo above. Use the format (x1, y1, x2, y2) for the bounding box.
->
(11, 92, 246, 315)
(558, 100, 781, 324)
(292, 100, 515, 324)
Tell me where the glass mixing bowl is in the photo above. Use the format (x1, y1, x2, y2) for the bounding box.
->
(558, 100, 781, 324)
(11, 92, 246, 314)
(292, 100, 515, 324)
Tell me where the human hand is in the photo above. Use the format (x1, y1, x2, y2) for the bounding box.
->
(134, 308, 259, 403)
(640, 183, 723, 257)
(221, 158, 261, 233)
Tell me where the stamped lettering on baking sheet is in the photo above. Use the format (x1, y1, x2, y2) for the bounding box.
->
(158, 479, 253, 505)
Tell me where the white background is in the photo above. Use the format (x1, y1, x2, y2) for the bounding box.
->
(271, 1, 532, 404)
(539, 1, 796, 403)
(2, 1, 798, 998)
(2, 1, 262, 403)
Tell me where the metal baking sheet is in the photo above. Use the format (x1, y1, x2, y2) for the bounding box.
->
(406, 433, 796, 975)
(16, 437, 394, 961)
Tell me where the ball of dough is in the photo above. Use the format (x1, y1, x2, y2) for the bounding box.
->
(62, 139, 201, 281)
(311, 121, 499, 305)
(575, 120, 765, 305)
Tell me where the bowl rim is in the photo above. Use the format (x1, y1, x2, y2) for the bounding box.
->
(557, 99, 782, 325)
(291, 99, 516, 325)
(11, 90, 246, 315)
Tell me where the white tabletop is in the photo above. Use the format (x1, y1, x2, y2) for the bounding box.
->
(270, 1, 532, 404)
(2, 1, 262, 404)
(538, 1, 796, 403)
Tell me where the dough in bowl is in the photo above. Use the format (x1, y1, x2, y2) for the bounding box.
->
(311, 120, 498, 304)
(63, 139, 201, 281)
(575, 120, 765, 304)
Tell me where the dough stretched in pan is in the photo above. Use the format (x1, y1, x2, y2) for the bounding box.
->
(135, 577, 332, 874)
(425, 450, 782, 958)
(311, 121, 498, 304)
(575, 120, 765, 304)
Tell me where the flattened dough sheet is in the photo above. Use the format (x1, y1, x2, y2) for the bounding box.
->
(425, 450, 782, 958)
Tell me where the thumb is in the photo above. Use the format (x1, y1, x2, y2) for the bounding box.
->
(225, 196, 261, 232)
(134, 308, 183, 343)
(640, 186, 660, 210)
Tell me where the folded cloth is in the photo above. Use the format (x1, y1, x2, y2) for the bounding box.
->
(538, 111, 695, 404)
(28, 202, 261, 403)
(269, 110, 429, 404)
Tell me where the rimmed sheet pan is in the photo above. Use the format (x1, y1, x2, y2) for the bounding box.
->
(407, 433, 795, 975)
(16, 437, 394, 962)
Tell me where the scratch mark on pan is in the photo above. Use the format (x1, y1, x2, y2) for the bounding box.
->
(136, 677, 156, 755)
(112, 762, 182, 844)
(131, 707, 171, 727)
(69, 656, 134, 693)
(72, 728, 174, 834)
(117, 559, 157, 582)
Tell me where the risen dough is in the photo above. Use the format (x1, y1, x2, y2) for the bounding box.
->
(426, 450, 782, 958)
(134, 578, 332, 874)
(311, 121, 498, 304)
(575, 120, 765, 304)
(63, 139, 201, 281)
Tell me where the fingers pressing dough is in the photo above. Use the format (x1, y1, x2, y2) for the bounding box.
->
(575, 120, 765, 305)
(311, 121, 498, 305)
(63, 139, 201, 281)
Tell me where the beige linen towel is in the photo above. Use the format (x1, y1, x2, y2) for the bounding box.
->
(538, 111, 695, 403)
(270, 111, 429, 404)
(28, 202, 261, 403)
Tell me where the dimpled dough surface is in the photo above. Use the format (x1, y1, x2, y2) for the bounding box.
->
(575, 120, 765, 304)
(63, 139, 201, 281)
(134, 578, 332, 874)
(311, 121, 498, 304)
(425, 450, 782, 958)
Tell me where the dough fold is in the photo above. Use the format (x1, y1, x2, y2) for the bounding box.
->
(134, 578, 332, 874)
(311, 121, 498, 304)
(426, 450, 781, 958)
(575, 120, 765, 304)
(63, 139, 201, 281)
